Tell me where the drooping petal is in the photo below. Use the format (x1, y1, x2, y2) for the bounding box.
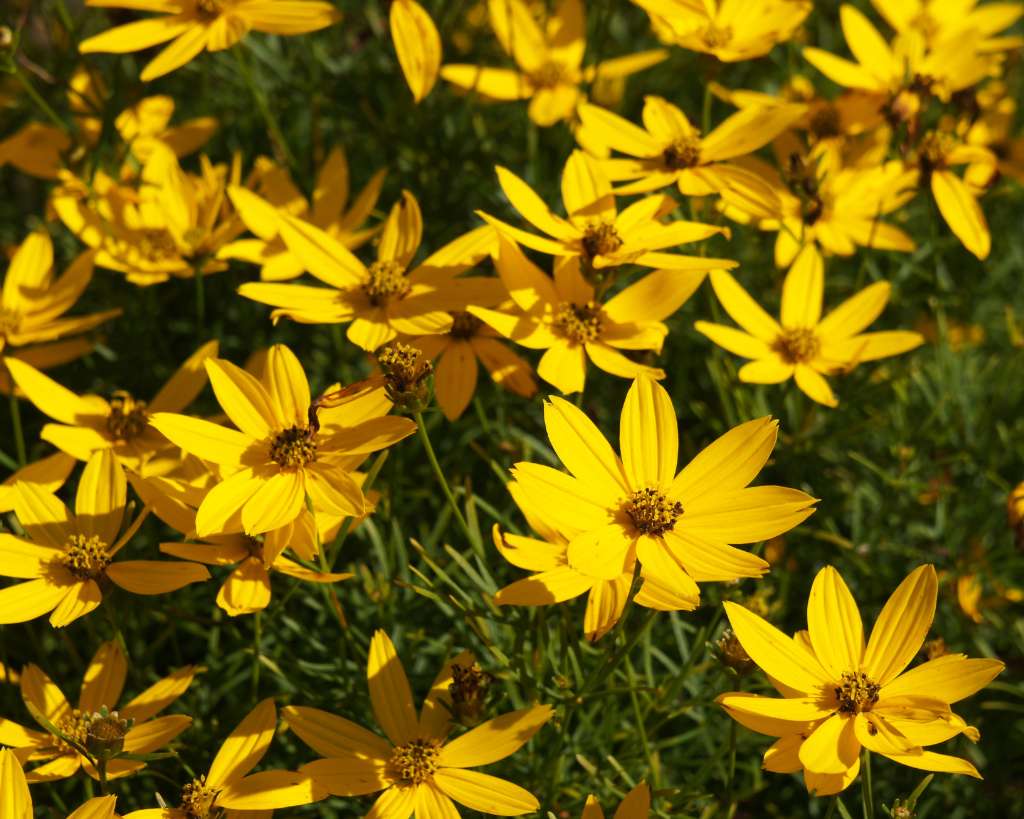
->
(582, 574, 632, 641)
(931, 169, 990, 260)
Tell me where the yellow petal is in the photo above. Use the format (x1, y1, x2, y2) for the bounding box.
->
(148, 339, 218, 414)
(881, 655, 1004, 703)
(195, 468, 264, 537)
(434, 340, 478, 421)
(79, 641, 126, 713)
(205, 358, 278, 439)
(798, 713, 860, 775)
(566, 525, 633, 581)
(437, 704, 552, 768)
(147, 413, 253, 467)
(863, 565, 937, 685)
(20, 663, 71, 723)
(139, 25, 210, 82)
(794, 364, 838, 407)
(806, 566, 865, 679)
(418, 649, 475, 739)
(879, 749, 981, 778)
(78, 15, 190, 55)
(670, 417, 778, 504)
(66, 795, 117, 819)
(544, 396, 627, 502)
(434, 768, 539, 815)
(562, 150, 615, 223)
(664, 531, 768, 583)
(582, 575, 632, 642)
(241, 470, 305, 535)
(215, 769, 326, 810)
(621, 375, 677, 489)
(121, 665, 197, 723)
(75, 449, 126, 547)
(0, 748, 32, 819)
(207, 698, 277, 790)
(2, 356, 102, 425)
(391, 0, 441, 103)
(0, 578, 69, 625)
(123, 714, 191, 754)
(282, 705, 392, 760)
(366, 784, 417, 819)
(0, 534, 58, 579)
(780, 245, 824, 329)
(816, 282, 891, 341)
(695, 321, 771, 360)
(48, 579, 102, 628)
(931, 169, 991, 259)
(217, 558, 272, 616)
(708, 271, 781, 342)
(494, 567, 594, 606)
(278, 213, 367, 288)
(299, 754, 390, 797)
(106, 560, 209, 595)
(494, 166, 576, 241)
(367, 630, 419, 745)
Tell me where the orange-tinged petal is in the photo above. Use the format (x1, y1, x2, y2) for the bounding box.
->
(434, 340, 478, 421)
(217, 558, 272, 616)
(121, 665, 198, 723)
(79, 641, 126, 713)
(207, 698, 277, 790)
(806, 566, 864, 679)
(106, 561, 209, 595)
(434, 768, 539, 815)
(123, 714, 192, 754)
(494, 567, 593, 606)
(437, 704, 552, 768)
(863, 565, 937, 685)
(367, 630, 419, 746)
(66, 795, 117, 819)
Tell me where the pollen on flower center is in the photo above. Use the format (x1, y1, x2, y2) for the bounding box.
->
(136, 228, 179, 262)
(107, 391, 149, 441)
(553, 300, 603, 343)
(917, 131, 952, 178)
(61, 534, 111, 580)
(772, 328, 820, 363)
(269, 426, 317, 468)
(625, 487, 684, 536)
(834, 670, 881, 714)
(581, 223, 623, 260)
(809, 106, 841, 140)
(363, 260, 411, 305)
(663, 136, 701, 169)
(180, 777, 218, 818)
(449, 311, 482, 339)
(195, 0, 224, 20)
(703, 23, 733, 47)
(55, 710, 91, 754)
(532, 60, 567, 88)
(388, 738, 442, 785)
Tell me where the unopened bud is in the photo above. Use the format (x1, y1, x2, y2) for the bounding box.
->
(923, 636, 947, 660)
(449, 662, 493, 726)
(84, 707, 133, 759)
(715, 629, 755, 676)
(376, 342, 432, 414)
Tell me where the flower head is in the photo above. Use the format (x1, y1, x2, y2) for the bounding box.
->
(717, 565, 1005, 794)
(284, 630, 552, 815)
(0, 748, 118, 819)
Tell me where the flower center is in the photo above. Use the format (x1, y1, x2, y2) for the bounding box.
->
(377, 342, 433, 412)
(663, 136, 701, 169)
(388, 738, 442, 785)
(135, 228, 179, 262)
(581, 223, 623, 260)
(449, 311, 482, 339)
(0, 307, 19, 336)
(181, 777, 218, 818)
(834, 670, 880, 714)
(917, 131, 952, 179)
(809, 106, 841, 140)
(195, 0, 224, 20)
(532, 61, 567, 88)
(269, 426, 317, 468)
(363, 260, 411, 306)
(61, 534, 111, 580)
(553, 300, 603, 343)
(703, 23, 733, 48)
(106, 391, 149, 441)
(55, 710, 91, 754)
(625, 487, 683, 536)
(772, 328, 820, 363)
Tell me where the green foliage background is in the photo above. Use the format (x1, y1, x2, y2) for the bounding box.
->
(2, 1, 1023, 817)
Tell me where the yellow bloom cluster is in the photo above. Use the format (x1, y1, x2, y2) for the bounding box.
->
(0, 0, 1017, 814)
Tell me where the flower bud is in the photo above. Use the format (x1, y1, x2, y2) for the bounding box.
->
(84, 707, 133, 760)
(449, 662, 493, 726)
(376, 342, 432, 414)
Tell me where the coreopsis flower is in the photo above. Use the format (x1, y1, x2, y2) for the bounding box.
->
(239, 192, 498, 350)
(0, 122, 70, 180)
(723, 146, 916, 267)
(0, 641, 195, 781)
(870, 0, 1023, 53)
(717, 565, 1005, 792)
(909, 130, 996, 259)
(0, 232, 120, 391)
(470, 236, 701, 394)
(963, 82, 1024, 189)
(391, 0, 442, 103)
(0, 453, 75, 513)
(78, 0, 342, 82)
(479, 150, 736, 277)
(802, 5, 992, 106)
(222, 148, 386, 281)
(0, 748, 118, 819)
(633, 0, 812, 62)
(695, 251, 924, 407)
(283, 630, 552, 815)
(149, 344, 415, 536)
(412, 278, 537, 420)
(124, 698, 326, 814)
(0, 449, 209, 628)
(576, 97, 804, 207)
(582, 783, 650, 819)
(4, 340, 218, 474)
(115, 95, 218, 164)
(442, 0, 665, 127)
(506, 376, 816, 609)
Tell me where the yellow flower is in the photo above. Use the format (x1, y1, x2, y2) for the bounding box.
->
(696, 250, 924, 407)
(479, 150, 736, 276)
(283, 630, 552, 815)
(4, 340, 218, 474)
(582, 782, 650, 819)
(0, 449, 210, 628)
(0, 122, 71, 180)
(121, 698, 326, 814)
(0, 641, 196, 782)
(413, 278, 538, 420)
(722, 144, 916, 267)
(576, 96, 804, 206)
(222, 147, 386, 281)
(79, 0, 342, 82)
(871, 0, 1024, 53)
(238, 192, 498, 350)
(717, 565, 1005, 793)
(391, 0, 442, 103)
(504, 376, 816, 608)
(115, 95, 219, 165)
(0, 747, 118, 819)
(441, 0, 666, 127)
(634, 0, 812, 62)
(0, 454, 76, 513)
(148, 344, 415, 536)
(909, 130, 996, 259)
(470, 236, 701, 394)
(0, 232, 120, 392)
(803, 5, 992, 105)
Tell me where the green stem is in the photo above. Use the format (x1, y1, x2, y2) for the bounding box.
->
(326, 449, 388, 571)
(861, 749, 874, 819)
(233, 45, 295, 169)
(725, 716, 737, 810)
(11, 66, 70, 133)
(8, 389, 26, 467)
(625, 656, 654, 784)
(251, 610, 262, 699)
(825, 796, 838, 819)
(414, 411, 478, 551)
(97, 759, 109, 795)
